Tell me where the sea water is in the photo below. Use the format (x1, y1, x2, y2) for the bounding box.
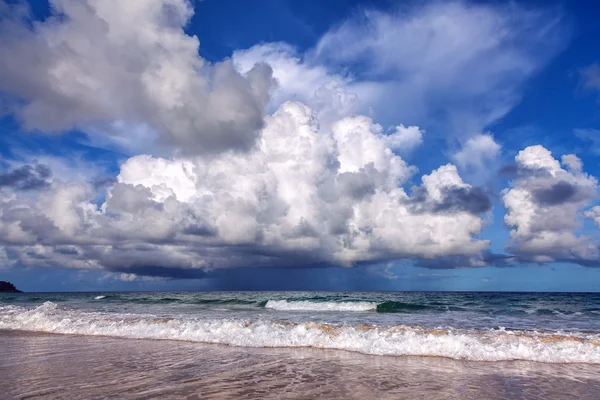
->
(2, 291, 600, 363)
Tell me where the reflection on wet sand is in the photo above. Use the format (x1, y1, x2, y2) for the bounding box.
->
(1, 330, 599, 399)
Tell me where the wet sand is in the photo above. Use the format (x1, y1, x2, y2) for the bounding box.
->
(1, 330, 600, 399)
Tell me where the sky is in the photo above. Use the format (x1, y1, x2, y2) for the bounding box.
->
(1, 0, 600, 292)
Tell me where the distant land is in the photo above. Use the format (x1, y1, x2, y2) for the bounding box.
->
(0, 281, 21, 293)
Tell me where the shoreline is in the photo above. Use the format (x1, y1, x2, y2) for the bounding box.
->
(1, 330, 600, 399)
(2, 328, 600, 366)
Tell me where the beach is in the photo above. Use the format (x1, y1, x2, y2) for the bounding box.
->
(2, 291, 600, 398)
(2, 330, 600, 399)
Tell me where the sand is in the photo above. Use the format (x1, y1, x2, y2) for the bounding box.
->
(1, 330, 600, 399)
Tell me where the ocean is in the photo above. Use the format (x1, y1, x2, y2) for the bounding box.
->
(1, 291, 600, 398)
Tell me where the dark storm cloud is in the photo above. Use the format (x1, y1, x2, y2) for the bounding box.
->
(54, 246, 80, 255)
(0, 163, 51, 190)
(532, 180, 583, 206)
(435, 186, 492, 214)
(182, 224, 217, 237)
(499, 161, 558, 180)
(409, 185, 492, 215)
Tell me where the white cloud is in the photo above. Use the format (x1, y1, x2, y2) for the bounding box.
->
(0, 101, 491, 274)
(0, 0, 274, 155)
(0, 1, 584, 276)
(561, 154, 583, 174)
(234, 43, 425, 154)
(452, 134, 501, 172)
(502, 146, 599, 264)
(233, 42, 357, 130)
(384, 125, 424, 155)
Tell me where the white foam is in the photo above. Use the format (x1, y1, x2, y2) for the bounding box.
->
(94, 295, 106, 300)
(265, 300, 377, 312)
(1, 302, 599, 364)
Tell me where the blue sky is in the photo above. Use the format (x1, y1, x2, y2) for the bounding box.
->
(1, 0, 600, 291)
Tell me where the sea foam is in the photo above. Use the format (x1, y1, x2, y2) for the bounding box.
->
(1, 302, 599, 364)
(265, 300, 377, 312)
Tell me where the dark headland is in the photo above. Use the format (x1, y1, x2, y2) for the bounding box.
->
(0, 281, 21, 293)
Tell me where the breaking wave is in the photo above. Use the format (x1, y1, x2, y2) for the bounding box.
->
(1, 302, 600, 364)
(265, 300, 377, 312)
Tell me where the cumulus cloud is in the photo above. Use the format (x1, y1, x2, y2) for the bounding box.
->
(383, 125, 424, 155)
(0, 0, 274, 154)
(233, 42, 358, 130)
(0, 101, 492, 276)
(0, 1, 590, 278)
(502, 146, 599, 265)
(561, 154, 583, 173)
(452, 134, 501, 173)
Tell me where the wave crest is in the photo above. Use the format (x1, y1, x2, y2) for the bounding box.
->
(265, 300, 377, 312)
(1, 302, 600, 364)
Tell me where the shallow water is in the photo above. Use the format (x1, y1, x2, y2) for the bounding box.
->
(1, 331, 599, 399)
